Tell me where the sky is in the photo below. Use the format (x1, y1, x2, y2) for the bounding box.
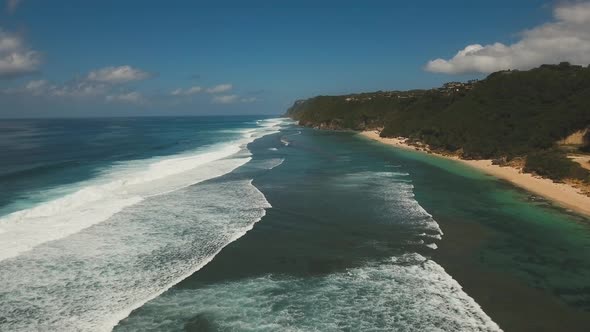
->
(0, 0, 589, 118)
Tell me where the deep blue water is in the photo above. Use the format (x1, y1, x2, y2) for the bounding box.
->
(0, 116, 266, 216)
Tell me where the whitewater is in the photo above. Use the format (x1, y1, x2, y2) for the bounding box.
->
(0, 118, 286, 331)
(0, 117, 502, 331)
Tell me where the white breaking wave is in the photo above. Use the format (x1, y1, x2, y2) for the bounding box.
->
(279, 129, 302, 147)
(425, 242, 438, 249)
(340, 170, 444, 240)
(115, 253, 502, 331)
(0, 118, 285, 261)
(0, 178, 271, 332)
(0, 118, 290, 332)
(255, 158, 285, 170)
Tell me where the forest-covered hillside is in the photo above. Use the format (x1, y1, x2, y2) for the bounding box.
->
(286, 63, 590, 182)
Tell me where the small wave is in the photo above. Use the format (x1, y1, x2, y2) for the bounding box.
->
(115, 253, 501, 331)
(284, 130, 301, 137)
(418, 232, 443, 240)
(425, 243, 438, 249)
(279, 129, 302, 147)
(339, 171, 443, 236)
(264, 158, 285, 170)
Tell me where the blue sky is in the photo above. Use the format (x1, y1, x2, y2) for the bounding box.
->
(1, 0, 589, 117)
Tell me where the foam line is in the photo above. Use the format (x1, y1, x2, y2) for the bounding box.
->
(0, 118, 286, 262)
(115, 253, 502, 331)
(0, 119, 290, 331)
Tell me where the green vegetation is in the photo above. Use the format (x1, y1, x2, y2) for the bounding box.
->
(286, 63, 590, 182)
(524, 150, 589, 182)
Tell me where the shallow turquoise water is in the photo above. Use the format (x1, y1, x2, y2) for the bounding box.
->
(117, 127, 590, 331)
(387, 143, 590, 310)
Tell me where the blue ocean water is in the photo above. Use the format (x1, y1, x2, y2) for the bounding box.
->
(0, 116, 287, 330)
(0, 116, 265, 216)
(2, 117, 589, 331)
(0, 116, 501, 331)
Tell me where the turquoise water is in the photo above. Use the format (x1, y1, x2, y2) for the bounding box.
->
(2, 119, 590, 331)
(386, 144, 590, 311)
(118, 127, 590, 331)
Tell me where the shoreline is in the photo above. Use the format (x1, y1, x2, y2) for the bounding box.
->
(360, 130, 590, 218)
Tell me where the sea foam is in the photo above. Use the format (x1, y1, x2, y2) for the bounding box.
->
(115, 253, 501, 331)
(0, 118, 288, 331)
(0, 118, 284, 262)
(0, 178, 271, 332)
(340, 170, 444, 240)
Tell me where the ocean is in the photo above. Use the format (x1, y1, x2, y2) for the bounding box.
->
(1, 117, 589, 331)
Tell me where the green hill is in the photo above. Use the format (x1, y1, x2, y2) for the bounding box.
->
(286, 63, 590, 183)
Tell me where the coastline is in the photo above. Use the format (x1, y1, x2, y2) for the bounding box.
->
(360, 130, 590, 218)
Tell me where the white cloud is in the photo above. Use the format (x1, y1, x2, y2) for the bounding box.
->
(0, 32, 21, 52)
(211, 94, 239, 104)
(87, 65, 151, 84)
(0, 28, 41, 78)
(555, 1, 590, 24)
(5, 65, 151, 97)
(425, 2, 590, 74)
(4, 79, 108, 98)
(6, 0, 23, 14)
(106, 91, 144, 104)
(240, 97, 258, 103)
(210, 94, 258, 104)
(206, 83, 232, 93)
(171, 86, 202, 96)
(24, 79, 48, 92)
(52, 82, 108, 98)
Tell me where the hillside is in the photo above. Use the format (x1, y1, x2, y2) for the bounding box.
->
(286, 63, 590, 184)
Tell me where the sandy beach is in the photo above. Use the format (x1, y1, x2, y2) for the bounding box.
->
(360, 131, 590, 217)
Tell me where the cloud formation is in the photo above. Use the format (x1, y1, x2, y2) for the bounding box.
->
(210, 94, 258, 104)
(240, 97, 258, 103)
(87, 65, 151, 84)
(4, 67, 246, 108)
(211, 94, 239, 104)
(4, 77, 146, 105)
(171, 86, 202, 96)
(5, 79, 108, 98)
(0, 28, 41, 78)
(106, 91, 144, 104)
(425, 2, 590, 74)
(206, 83, 232, 94)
